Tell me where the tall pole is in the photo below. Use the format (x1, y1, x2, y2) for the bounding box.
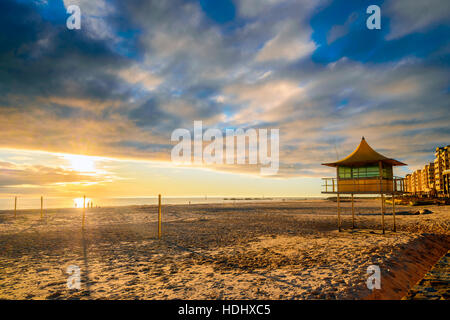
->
(336, 167, 341, 232)
(392, 193, 396, 232)
(82, 195, 86, 229)
(14, 196, 17, 218)
(337, 193, 341, 232)
(333, 166, 341, 232)
(158, 194, 162, 239)
(40, 196, 43, 219)
(378, 161, 385, 234)
(351, 193, 355, 229)
(381, 194, 385, 234)
(378, 161, 383, 194)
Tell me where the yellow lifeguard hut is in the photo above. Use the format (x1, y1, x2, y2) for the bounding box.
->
(322, 137, 407, 233)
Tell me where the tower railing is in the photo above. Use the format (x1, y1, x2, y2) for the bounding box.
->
(321, 176, 406, 194)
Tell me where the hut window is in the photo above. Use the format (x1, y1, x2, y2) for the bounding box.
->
(382, 166, 393, 178)
(339, 166, 391, 179)
(338, 166, 352, 178)
(351, 166, 380, 178)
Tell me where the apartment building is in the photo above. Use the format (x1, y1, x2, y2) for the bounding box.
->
(443, 169, 450, 196)
(407, 169, 423, 195)
(405, 174, 412, 193)
(406, 146, 449, 197)
(414, 169, 422, 194)
(421, 163, 435, 193)
(434, 146, 450, 196)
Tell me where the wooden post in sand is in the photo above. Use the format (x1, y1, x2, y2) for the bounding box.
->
(381, 194, 385, 234)
(351, 194, 355, 229)
(158, 194, 162, 239)
(378, 161, 385, 235)
(336, 167, 341, 232)
(392, 193, 396, 232)
(14, 196, 17, 218)
(82, 195, 86, 229)
(337, 193, 341, 232)
(40, 196, 43, 219)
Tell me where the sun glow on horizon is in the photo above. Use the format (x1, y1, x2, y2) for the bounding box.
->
(74, 197, 92, 208)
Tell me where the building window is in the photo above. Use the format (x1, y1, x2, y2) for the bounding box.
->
(338, 166, 352, 179)
(338, 165, 392, 179)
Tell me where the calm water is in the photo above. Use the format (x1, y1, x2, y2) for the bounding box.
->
(0, 197, 320, 210)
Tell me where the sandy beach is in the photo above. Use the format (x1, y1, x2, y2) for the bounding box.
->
(0, 199, 449, 300)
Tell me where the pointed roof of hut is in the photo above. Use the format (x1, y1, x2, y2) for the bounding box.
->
(322, 137, 407, 167)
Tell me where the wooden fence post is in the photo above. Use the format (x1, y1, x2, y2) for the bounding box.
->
(40, 196, 43, 219)
(351, 194, 355, 229)
(14, 196, 17, 218)
(82, 195, 86, 229)
(158, 194, 162, 239)
(392, 193, 396, 232)
(381, 194, 385, 234)
(337, 193, 341, 232)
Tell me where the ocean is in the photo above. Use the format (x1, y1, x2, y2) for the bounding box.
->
(0, 196, 321, 211)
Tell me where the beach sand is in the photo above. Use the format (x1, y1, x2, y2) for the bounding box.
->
(0, 199, 448, 300)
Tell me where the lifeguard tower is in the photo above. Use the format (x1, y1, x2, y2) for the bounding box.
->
(322, 137, 407, 233)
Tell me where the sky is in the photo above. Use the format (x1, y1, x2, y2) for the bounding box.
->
(0, 0, 449, 200)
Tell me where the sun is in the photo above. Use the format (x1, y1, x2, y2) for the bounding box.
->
(63, 154, 96, 173)
(74, 197, 92, 208)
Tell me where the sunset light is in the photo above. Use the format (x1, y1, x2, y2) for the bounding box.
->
(63, 154, 97, 173)
(73, 197, 91, 208)
(0, 0, 449, 304)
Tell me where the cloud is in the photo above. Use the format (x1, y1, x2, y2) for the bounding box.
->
(235, 0, 280, 17)
(256, 20, 316, 62)
(62, 0, 117, 41)
(224, 79, 304, 124)
(236, 0, 324, 18)
(0, 0, 448, 182)
(0, 161, 105, 187)
(218, 56, 449, 176)
(118, 65, 163, 91)
(326, 12, 358, 44)
(385, 0, 450, 40)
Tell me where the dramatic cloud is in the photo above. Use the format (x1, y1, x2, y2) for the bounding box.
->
(0, 0, 449, 190)
(0, 161, 106, 187)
